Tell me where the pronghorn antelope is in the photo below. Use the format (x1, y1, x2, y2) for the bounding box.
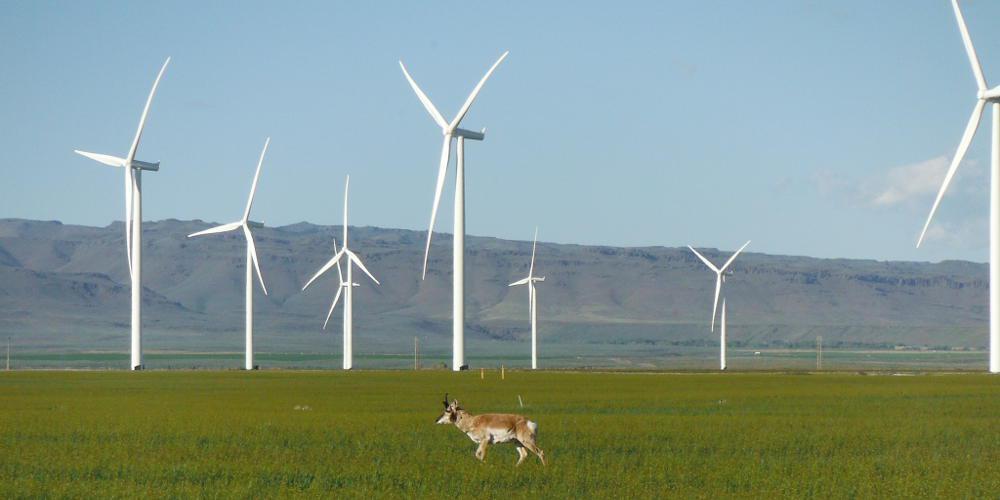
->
(435, 394, 546, 466)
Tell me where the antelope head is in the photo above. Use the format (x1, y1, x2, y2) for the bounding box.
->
(436, 393, 462, 424)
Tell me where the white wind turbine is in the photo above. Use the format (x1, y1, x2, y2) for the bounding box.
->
(509, 228, 545, 370)
(688, 241, 751, 371)
(73, 57, 170, 370)
(302, 175, 380, 370)
(399, 51, 509, 371)
(917, 0, 999, 373)
(188, 138, 270, 370)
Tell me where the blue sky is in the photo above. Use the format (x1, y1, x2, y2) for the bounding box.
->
(2, 1, 1000, 263)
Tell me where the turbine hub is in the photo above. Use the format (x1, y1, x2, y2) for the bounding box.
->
(982, 86, 1000, 102)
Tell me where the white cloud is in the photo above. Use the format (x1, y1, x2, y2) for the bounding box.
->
(861, 155, 988, 250)
(921, 215, 988, 251)
(806, 155, 988, 251)
(862, 155, 985, 210)
(871, 156, 949, 206)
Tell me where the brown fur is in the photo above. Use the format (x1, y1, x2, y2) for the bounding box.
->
(436, 399, 546, 466)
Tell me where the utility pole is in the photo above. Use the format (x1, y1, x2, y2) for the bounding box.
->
(414, 337, 419, 370)
(5, 336, 9, 371)
(816, 335, 823, 370)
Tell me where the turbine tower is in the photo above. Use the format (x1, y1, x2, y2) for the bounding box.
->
(399, 51, 509, 371)
(188, 138, 270, 370)
(917, 0, 1000, 373)
(73, 57, 170, 370)
(688, 241, 750, 371)
(509, 228, 545, 369)
(302, 175, 380, 370)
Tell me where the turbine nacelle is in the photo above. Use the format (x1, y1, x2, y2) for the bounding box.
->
(246, 220, 264, 229)
(131, 159, 160, 171)
(451, 127, 486, 141)
(979, 86, 1000, 101)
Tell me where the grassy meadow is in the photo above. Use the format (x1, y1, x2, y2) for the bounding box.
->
(0, 370, 997, 498)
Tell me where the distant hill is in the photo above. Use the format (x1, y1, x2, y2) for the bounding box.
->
(0, 218, 988, 356)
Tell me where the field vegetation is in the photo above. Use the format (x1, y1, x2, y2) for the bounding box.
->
(0, 371, 997, 497)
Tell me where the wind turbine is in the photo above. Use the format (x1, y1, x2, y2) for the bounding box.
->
(73, 57, 170, 370)
(302, 175, 380, 370)
(688, 241, 750, 371)
(188, 138, 270, 370)
(399, 51, 509, 371)
(917, 0, 999, 373)
(509, 228, 545, 370)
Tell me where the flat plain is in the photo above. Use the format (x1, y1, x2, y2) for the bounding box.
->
(0, 371, 997, 498)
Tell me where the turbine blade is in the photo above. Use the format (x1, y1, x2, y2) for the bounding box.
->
(242, 137, 270, 222)
(126, 57, 170, 165)
(952, 0, 987, 91)
(509, 277, 530, 287)
(687, 246, 720, 273)
(711, 275, 721, 332)
(529, 227, 538, 278)
(422, 136, 452, 279)
(348, 249, 380, 285)
(332, 238, 344, 285)
(449, 51, 509, 130)
(917, 99, 986, 247)
(720, 240, 751, 272)
(187, 221, 242, 238)
(342, 175, 349, 248)
(399, 60, 448, 129)
(74, 150, 125, 167)
(302, 248, 347, 290)
(244, 225, 267, 295)
(322, 284, 345, 330)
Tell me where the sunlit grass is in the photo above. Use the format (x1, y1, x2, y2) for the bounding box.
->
(0, 371, 997, 497)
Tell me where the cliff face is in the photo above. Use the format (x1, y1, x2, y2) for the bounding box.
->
(0, 218, 987, 352)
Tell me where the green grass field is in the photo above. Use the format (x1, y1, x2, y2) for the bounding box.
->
(1, 371, 997, 498)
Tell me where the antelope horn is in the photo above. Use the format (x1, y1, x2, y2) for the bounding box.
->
(443, 393, 449, 408)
